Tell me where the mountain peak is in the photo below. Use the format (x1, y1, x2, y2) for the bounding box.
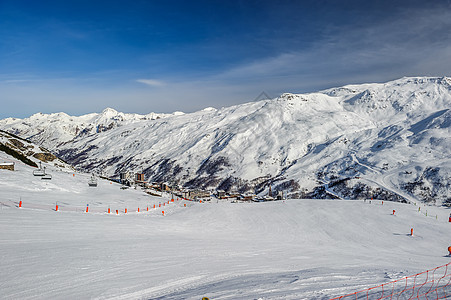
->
(100, 107, 118, 116)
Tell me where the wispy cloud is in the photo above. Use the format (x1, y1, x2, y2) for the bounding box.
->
(213, 4, 451, 92)
(1, 79, 34, 84)
(136, 79, 165, 87)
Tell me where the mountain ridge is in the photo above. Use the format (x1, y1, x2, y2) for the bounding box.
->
(1, 76, 449, 205)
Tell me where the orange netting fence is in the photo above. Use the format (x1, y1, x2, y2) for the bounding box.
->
(331, 262, 451, 300)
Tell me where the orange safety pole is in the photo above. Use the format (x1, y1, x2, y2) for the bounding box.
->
(138, 207, 140, 212)
(19, 200, 22, 208)
(184, 204, 186, 207)
(411, 228, 414, 236)
(108, 207, 110, 214)
(162, 211, 164, 216)
(153, 204, 156, 209)
(125, 208, 127, 214)
(147, 206, 149, 211)
(86, 205, 89, 213)
(56, 204, 59, 211)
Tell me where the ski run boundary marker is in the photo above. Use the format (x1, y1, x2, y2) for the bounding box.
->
(330, 262, 450, 300)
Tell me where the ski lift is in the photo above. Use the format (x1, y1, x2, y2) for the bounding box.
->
(41, 167, 52, 180)
(33, 162, 45, 176)
(88, 174, 97, 187)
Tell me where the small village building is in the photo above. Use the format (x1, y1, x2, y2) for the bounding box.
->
(135, 173, 145, 184)
(241, 193, 255, 201)
(216, 190, 227, 199)
(264, 195, 275, 201)
(180, 189, 210, 200)
(161, 182, 171, 191)
(0, 162, 14, 171)
(120, 171, 133, 186)
(228, 190, 240, 199)
(191, 190, 211, 199)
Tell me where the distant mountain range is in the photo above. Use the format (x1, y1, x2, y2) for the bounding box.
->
(1, 77, 450, 205)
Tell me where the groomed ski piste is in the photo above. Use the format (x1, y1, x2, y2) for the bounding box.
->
(1, 153, 450, 299)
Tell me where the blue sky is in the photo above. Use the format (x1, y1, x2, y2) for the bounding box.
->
(1, 0, 451, 118)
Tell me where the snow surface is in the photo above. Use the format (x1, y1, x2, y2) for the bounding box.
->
(1, 152, 450, 299)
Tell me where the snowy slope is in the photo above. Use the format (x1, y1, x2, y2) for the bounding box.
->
(1, 152, 450, 299)
(0, 129, 73, 171)
(1, 77, 450, 205)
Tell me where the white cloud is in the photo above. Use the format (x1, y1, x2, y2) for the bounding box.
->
(136, 79, 165, 87)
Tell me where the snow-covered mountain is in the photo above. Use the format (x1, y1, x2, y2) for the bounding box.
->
(0, 108, 179, 150)
(1, 77, 450, 205)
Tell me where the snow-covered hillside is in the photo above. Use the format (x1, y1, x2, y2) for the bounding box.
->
(1, 77, 450, 205)
(1, 151, 450, 299)
(0, 129, 73, 171)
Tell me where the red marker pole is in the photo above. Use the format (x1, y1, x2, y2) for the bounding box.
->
(19, 200, 22, 208)
(86, 205, 89, 213)
(56, 204, 59, 211)
(411, 228, 414, 236)
(162, 211, 165, 216)
(393, 210, 395, 215)
(108, 207, 110, 214)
